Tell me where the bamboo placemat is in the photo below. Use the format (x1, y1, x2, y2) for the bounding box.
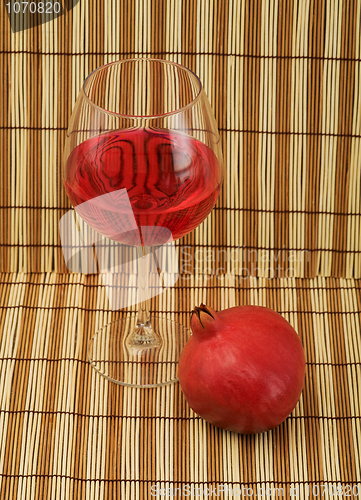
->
(0, 272, 360, 499)
(1, 1, 361, 499)
(1, 0, 361, 277)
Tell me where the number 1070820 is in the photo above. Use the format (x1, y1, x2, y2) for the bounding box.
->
(5, 2, 61, 14)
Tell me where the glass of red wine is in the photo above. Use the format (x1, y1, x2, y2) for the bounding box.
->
(63, 59, 223, 387)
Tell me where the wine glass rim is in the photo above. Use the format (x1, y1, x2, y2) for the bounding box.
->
(81, 57, 203, 119)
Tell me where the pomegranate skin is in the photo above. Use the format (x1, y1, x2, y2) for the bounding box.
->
(178, 304, 306, 434)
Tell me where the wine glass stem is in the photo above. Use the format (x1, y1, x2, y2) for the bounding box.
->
(126, 245, 161, 348)
(136, 245, 151, 328)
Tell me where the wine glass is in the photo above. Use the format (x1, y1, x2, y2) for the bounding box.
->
(63, 58, 223, 387)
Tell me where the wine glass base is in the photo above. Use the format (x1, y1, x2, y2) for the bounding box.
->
(87, 316, 190, 388)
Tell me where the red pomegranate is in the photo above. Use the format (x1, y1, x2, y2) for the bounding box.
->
(178, 304, 306, 434)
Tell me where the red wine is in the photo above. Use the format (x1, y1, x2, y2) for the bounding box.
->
(64, 128, 222, 246)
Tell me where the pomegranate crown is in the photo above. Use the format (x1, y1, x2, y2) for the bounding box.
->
(190, 304, 217, 336)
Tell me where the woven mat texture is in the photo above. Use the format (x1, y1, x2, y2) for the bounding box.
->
(0, 0, 361, 277)
(1, 1, 361, 499)
(0, 273, 361, 499)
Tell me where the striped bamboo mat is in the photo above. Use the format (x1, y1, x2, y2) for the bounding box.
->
(0, 273, 360, 499)
(1, 0, 361, 498)
(1, 0, 361, 277)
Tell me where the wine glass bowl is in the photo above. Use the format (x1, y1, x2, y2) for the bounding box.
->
(63, 59, 223, 387)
